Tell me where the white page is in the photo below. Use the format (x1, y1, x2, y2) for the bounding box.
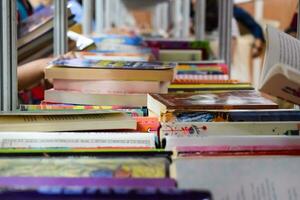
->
(174, 156, 300, 200)
(262, 26, 300, 81)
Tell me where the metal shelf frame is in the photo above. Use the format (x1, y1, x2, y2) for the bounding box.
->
(1, 0, 299, 111)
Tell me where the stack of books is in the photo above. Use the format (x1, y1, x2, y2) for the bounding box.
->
(44, 59, 176, 107)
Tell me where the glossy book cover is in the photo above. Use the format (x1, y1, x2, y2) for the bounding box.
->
(51, 58, 176, 70)
(150, 90, 278, 110)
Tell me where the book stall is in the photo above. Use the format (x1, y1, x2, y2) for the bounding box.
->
(0, 0, 300, 199)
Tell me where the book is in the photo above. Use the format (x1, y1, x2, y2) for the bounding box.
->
(52, 79, 169, 94)
(145, 39, 211, 59)
(67, 31, 96, 51)
(0, 156, 166, 177)
(168, 83, 254, 92)
(17, 7, 75, 62)
(17, 7, 54, 48)
(160, 121, 299, 139)
(75, 51, 152, 62)
(172, 155, 300, 199)
(148, 91, 278, 119)
(259, 26, 300, 104)
(0, 132, 156, 149)
(0, 112, 136, 131)
(164, 135, 300, 150)
(45, 89, 147, 107)
(175, 145, 300, 157)
(45, 59, 175, 81)
(93, 34, 143, 46)
(159, 49, 202, 62)
(19, 104, 148, 117)
(0, 187, 211, 200)
(166, 109, 300, 123)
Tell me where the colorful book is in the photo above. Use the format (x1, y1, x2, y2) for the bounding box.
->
(0, 157, 166, 178)
(75, 51, 152, 62)
(148, 91, 278, 119)
(160, 121, 299, 139)
(168, 83, 253, 92)
(167, 109, 300, 123)
(0, 187, 211, 200)
(45, 59, 175, 81)
(145, 39, 211, 59)
(93, 34, 143, 46)
(18, 104, 148, 117)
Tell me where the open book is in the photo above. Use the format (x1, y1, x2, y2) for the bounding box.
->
(259, 26, 300, 104)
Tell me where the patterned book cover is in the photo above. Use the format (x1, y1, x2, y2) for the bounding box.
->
(149, 90, 278, 110)
(0, 157, 167, 178)
(51, 58, 176, 70)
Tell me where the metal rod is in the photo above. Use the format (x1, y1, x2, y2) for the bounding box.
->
(1, 0, 18, 111)
(195, 0, 205, 40)
(161, 2, 169, 33)
(54, 0, 68, 56)
(104, 0, 111, 29)
(218, 0, 232, 77)
(297, 0, 300, 39)
(83, 0, 93, 36)
(153, 3, 162, 34)
(182, 0, 191, 38)
(170, 0, 181, 38)
(96, 0, 105, 34)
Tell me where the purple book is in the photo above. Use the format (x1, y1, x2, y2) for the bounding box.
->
(0, 177, 176, 188)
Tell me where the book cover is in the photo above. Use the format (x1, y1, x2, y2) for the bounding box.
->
(145, 39, 211, 59)
(18, 7, 54, 45)
(51, 58, 176, 70)
(171, 110, 300, 123)
(0, 112, 136, 131)
(148, 91, 278, 113)
(93, 34, 143, 46)
(75, 51, 152, 62)
(168, 83, 253, 92)
(0, 157, 167, 178)
(19, 104, 147, 117)
(0, 187, 212, 200)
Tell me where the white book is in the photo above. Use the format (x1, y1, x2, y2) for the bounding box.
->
(0, 132, 156, 149)
(172, 156, 300, 199)
(164, 135, 300, 150)
(0, 112, 136, 131)
(160, 121, 299, 139)
(259, 26, 300, 104)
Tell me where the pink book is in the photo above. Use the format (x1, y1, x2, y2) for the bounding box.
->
(53, 79, 169, 94)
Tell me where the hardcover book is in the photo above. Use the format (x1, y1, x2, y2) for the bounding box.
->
(45, 59, 175, 81)
(148, 91, 278, 117)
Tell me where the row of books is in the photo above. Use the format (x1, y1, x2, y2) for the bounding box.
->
(12, 12, 300, 199)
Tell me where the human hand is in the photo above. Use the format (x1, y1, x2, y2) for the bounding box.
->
(251, 39, 264, 58)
